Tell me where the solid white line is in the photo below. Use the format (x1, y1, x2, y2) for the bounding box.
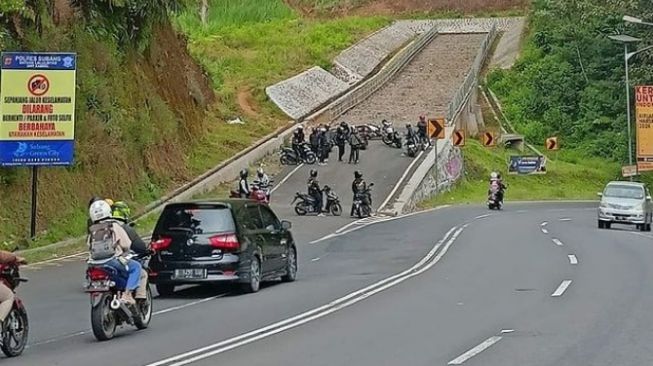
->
(551, 280, 572, 297)
(552, 238, 563, 246)
(568, 255, 578, 265)
(25, 252, 86, 268)
(309, 233, 336, 244)
(377, 150, 424, 211)
(153, 294, 227, 316)
(310, 257, 320, 262)
(541, 221, 548, 227)
(270, 163, 304, 193)
(559, 218, 572, 222)
(474, 214, 491, 219)
(448, 336, 503, 365)
(145, 226, 463, 366)
(335, 219, 365, 234)
(541, 228, 548, 234)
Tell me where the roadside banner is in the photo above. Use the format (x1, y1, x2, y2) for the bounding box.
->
(622, 165, 638, 178)
(508, 155, 547, 175)
(0, 52, 77, 166)
(636, 85, 653, 172)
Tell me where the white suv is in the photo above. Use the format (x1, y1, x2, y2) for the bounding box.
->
(598, 181, 652, 231)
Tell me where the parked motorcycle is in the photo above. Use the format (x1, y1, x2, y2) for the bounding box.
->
(382, 125, 395, 146)
(487, 182, 503, 210)
(352, 183, 374, 218)
(323, 185, 342, 216)
(0, 262, 28, 357)
(280, 143, 317, 165)
(229, 183, 269, 204)
(292, 186, 342, 216)
(85, 253, 153, 341)
(406, 138, 418, 157)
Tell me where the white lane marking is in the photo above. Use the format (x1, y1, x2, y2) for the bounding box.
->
(568, 255, 578, 265)
(377, 150, 424, 211)
(552, 238, 563, 246)
(500, 329, 514, 334)
(153, 294, 227, 316)
(559, 218, 572, 222)
(270, 163, 304, 193)
(310, 233, 336, 244)
(25, 252, 86, 268)
(474, 214, 491, 219)
(145, 226, 464, 366)
(551, 280, 572, 297)
(310, 257, 320, 262)
(335, 219, 367, 234)
(28, 294, 227, 347)
(541, 228, 549, 234)
(448, 335, 503, 365)
(541, 222, 548, 227)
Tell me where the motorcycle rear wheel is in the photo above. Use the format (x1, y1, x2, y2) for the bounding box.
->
(1, 307, 28, 357)
(134, 285, 152, 330)
(91, 293, 116, 341)
(330, 202, 342, 216)
(280, 155, 292, 165)
(304, 153, 317, 165)
(382, 135, 393, 146)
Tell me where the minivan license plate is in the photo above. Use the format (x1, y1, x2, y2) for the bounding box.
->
(174, 269, 206, 279)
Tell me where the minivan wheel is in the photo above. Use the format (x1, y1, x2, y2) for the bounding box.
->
(156, 284, 175, 297)
(282, 247, 297, 283)
(241, 257, 261, 294)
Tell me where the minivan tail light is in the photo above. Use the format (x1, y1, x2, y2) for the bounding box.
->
(151, 236, 172, 251)
(209, 233, 240, 252)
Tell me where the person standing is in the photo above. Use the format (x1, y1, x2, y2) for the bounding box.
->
(317, 127, 329, 165)
(335, 126, 347, 162)
(417, 114, 430, 148)
(309, 128, 319, 157)
(349, 128, 363, 164)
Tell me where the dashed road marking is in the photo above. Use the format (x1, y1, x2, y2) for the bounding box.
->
(551, 280, 572, 297)
(568, 255, 578, 265)
(552, 238, 563, 246)
(448, 335, 504, 365)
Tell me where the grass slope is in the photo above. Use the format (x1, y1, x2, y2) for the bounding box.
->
(420, 140, 620, 208)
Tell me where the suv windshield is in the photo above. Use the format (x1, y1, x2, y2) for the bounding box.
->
(604, 185, 645, 199)
(155, 205, 235, 235)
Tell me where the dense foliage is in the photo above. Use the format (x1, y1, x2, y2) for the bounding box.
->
(488, 0, 653, 161)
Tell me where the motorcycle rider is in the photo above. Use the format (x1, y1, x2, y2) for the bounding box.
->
(351, 171, 371, 216)
(88, 200, 142, 304)
(348, 128, 363, 164)
(110, 201, 149, 300)
(308, 169, 324, 216)
(256, 167, 271, 200)
(0, 251, 26, 330)
(417, 114, 430, 147)
(335, 126, 347, 162)
(238, 169, 250, 198)
(489, 171, 507, 203)
(295, 125, 305, 143)
(292, 128, 305, 161)
(406, 123, 418, 145)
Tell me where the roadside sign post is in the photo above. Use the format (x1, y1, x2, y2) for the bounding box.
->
(428, 118, 445, 192)
(636, 86, 653, 181)
(483, 131, 496, 147)
(0, 52, 77, 239)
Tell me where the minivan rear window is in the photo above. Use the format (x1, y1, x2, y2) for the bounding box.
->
(155, 205, 235, 235)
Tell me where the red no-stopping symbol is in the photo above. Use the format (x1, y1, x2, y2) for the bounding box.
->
(27, 74, 49, 96)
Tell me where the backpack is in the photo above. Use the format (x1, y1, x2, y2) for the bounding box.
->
(88, 221, 118, 262)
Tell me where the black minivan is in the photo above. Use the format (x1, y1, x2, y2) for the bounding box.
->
(148, 199, 297, 296)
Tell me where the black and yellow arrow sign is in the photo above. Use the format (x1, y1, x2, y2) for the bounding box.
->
(428, 118, 445, 139)
(546, 136, 558, 150)
(482, 131, 495, 147)
(453, 129, 465, 146)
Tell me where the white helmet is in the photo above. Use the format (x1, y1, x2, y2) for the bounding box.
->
(490, 172, 498, 179)
(89, 200, 112, 222)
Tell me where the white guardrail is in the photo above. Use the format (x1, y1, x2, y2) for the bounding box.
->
(444, 24, 497, 125)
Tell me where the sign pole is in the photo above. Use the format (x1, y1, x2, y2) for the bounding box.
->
(434, 139, 438, 193)
(30, 166, 38, 239)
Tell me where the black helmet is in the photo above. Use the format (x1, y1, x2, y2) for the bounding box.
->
(310, 169, 318, 178)
(88, 196, 103, 208)
(340, 121, 347, 127)
(406, 123, 412, 128)
(240, 169, 248, 179)
(354, 171, 362, 179)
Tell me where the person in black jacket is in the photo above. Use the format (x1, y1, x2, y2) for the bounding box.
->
(317, 127, 329, 165)
(309, 128, 319, 156)
(335, 126, 347, 162)
(307, 169, 324, 216)
(351, 171, 370, 216)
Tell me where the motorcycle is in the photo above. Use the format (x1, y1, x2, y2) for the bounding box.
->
(323, 185, 342, 216)
(352, 183, 374, 218)
(280, 143, 317, 165)
(230, 184, 269, 204)
(487, 182, 503, 210)
(0, 263, 28, 357)
(292, 186, 342, 216)
(253, 179, 273, 202)
(406, 137, 418, 157)
(382, 125, 395, 146)
(390, 131, 402, 148)
(85, 253, 153, 341)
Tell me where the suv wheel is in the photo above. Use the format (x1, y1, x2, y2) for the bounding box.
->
(282, 246, 297, 283)
(241, 257, 261, 294)
(156, 284, 175, 297)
